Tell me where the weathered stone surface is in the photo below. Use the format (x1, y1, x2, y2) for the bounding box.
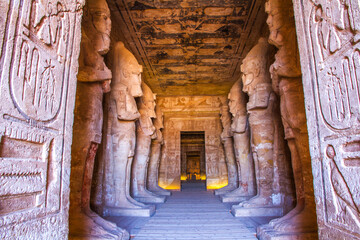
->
(0, 0, 83, 238)
(98, 41, 154, 217)
(292, 0, 360, 238)
(214, 100, 238, 195)
(158, 96, 228, 190)
(132, 83, 166, 203)
(147, 105, 171, 196)
(232, 38, 294, 218)
(258, 0, 318, 238)
(69, 1, 129, 239)
(221, 80, 256, 203)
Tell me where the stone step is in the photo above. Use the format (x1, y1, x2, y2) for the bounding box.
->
(133, 182, 258, 240)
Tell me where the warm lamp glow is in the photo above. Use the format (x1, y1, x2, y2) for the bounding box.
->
(159, 182, 181, 191)
(207, 182, 228, 190)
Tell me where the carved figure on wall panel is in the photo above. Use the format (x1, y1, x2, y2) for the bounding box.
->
(257, 0, 318, 238)
(147, 105, 171, 196)
(103, 41, 155, 217)
(69, 1, 129, 239)
(292, 0, 360, 238)
(232, 38, 293, 217)
(215, 100, 238, 195)
(132, 83, 166, 203)
(220, 80, 256, 203)
(0, 0, 83, 238)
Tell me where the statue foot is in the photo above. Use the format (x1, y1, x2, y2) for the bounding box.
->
(224, 187, 248, 197)
(69, 210, 128, 240)
(135, 189, 161, 198)
(114, 198, 146, 209)
(215, 184, 237, 195)
(273, 208, 317, 232)
(269, 203, 304, 227)
(125, 193, 147, 207)
(239, 195, 272, 208)
(83, 209, 127, 237)
(149, 185, 171, 195)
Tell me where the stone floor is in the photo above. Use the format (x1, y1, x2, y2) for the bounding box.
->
(106, 181, 274, 240)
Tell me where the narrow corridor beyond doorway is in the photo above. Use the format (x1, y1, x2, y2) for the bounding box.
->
(113, 181, 273, 240)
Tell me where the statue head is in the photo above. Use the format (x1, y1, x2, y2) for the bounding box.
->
(265, 0, 301, 82)
(112, 41, 143, 97)
(139, 82, 156, 118)
(265, 0, 293, 48)
(241, 38, 271, 94)
(154, 105, 164, 130)
(228, 80, 247, 117)
(83, 0, 111, 55)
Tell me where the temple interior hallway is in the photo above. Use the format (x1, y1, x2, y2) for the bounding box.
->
(108, 181, 274, 239)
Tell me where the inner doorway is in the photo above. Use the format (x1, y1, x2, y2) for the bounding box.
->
(180, 131, 206, 183)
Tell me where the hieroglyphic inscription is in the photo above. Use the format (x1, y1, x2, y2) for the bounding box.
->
(9, 0, 71, 122)
(296, 0, 360, 237)
(309, 0, 360, 130)
(0, 0, 83, 238)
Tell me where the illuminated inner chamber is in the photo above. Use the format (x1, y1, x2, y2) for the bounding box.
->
(180, 131, 206, 181)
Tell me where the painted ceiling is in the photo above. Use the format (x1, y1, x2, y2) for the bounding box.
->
(108, 0, 267, 96)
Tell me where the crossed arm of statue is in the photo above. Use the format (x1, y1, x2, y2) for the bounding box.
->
(113, 87, 140, 121)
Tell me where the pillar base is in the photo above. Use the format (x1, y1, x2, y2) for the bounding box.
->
(231, 205, 283, 217)
(220, 194, 252, 203)
(134, 195, 166, 203)
(257, 224, 318, 240)
(103, 205, 155, 217)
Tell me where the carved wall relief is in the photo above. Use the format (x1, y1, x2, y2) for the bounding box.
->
(293, 0, 360, 238)
(308, 0, 360, 131)
(0, 0, 84, 238)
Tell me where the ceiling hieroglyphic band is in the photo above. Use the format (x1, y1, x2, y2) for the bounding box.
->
(108, 0, 266, 96)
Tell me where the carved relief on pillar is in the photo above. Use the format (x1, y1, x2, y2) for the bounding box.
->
(257, 0, 318, 238)
(94, 41, 155, 217)
(0, 0, 84, 238)
(131, 83, 166, 203)
(220, 80, 255, 203)
(214, 99, 238, 195)
(68, 0, 128, 239)
(231, 37, 294, 217)
(147, 105, 171, 196)
(293, 0, 360, 238)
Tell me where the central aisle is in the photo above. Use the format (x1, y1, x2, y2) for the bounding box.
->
(133, 182, 257, 240)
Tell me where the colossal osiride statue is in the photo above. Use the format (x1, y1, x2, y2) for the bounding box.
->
(214, 100, 238, 195)
(258, 0, 318, 238)
(147, 105, 171, 196)
(103, 42, 155, 217)
(69, 0, 129, 239)
(220, 80, 256, 203)
(232, 38, 293, 217)
(132, 83, 166, 203)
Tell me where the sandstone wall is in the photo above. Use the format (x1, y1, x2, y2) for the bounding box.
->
(0, 0, 84, 238)
(294, 0, 360, 238)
